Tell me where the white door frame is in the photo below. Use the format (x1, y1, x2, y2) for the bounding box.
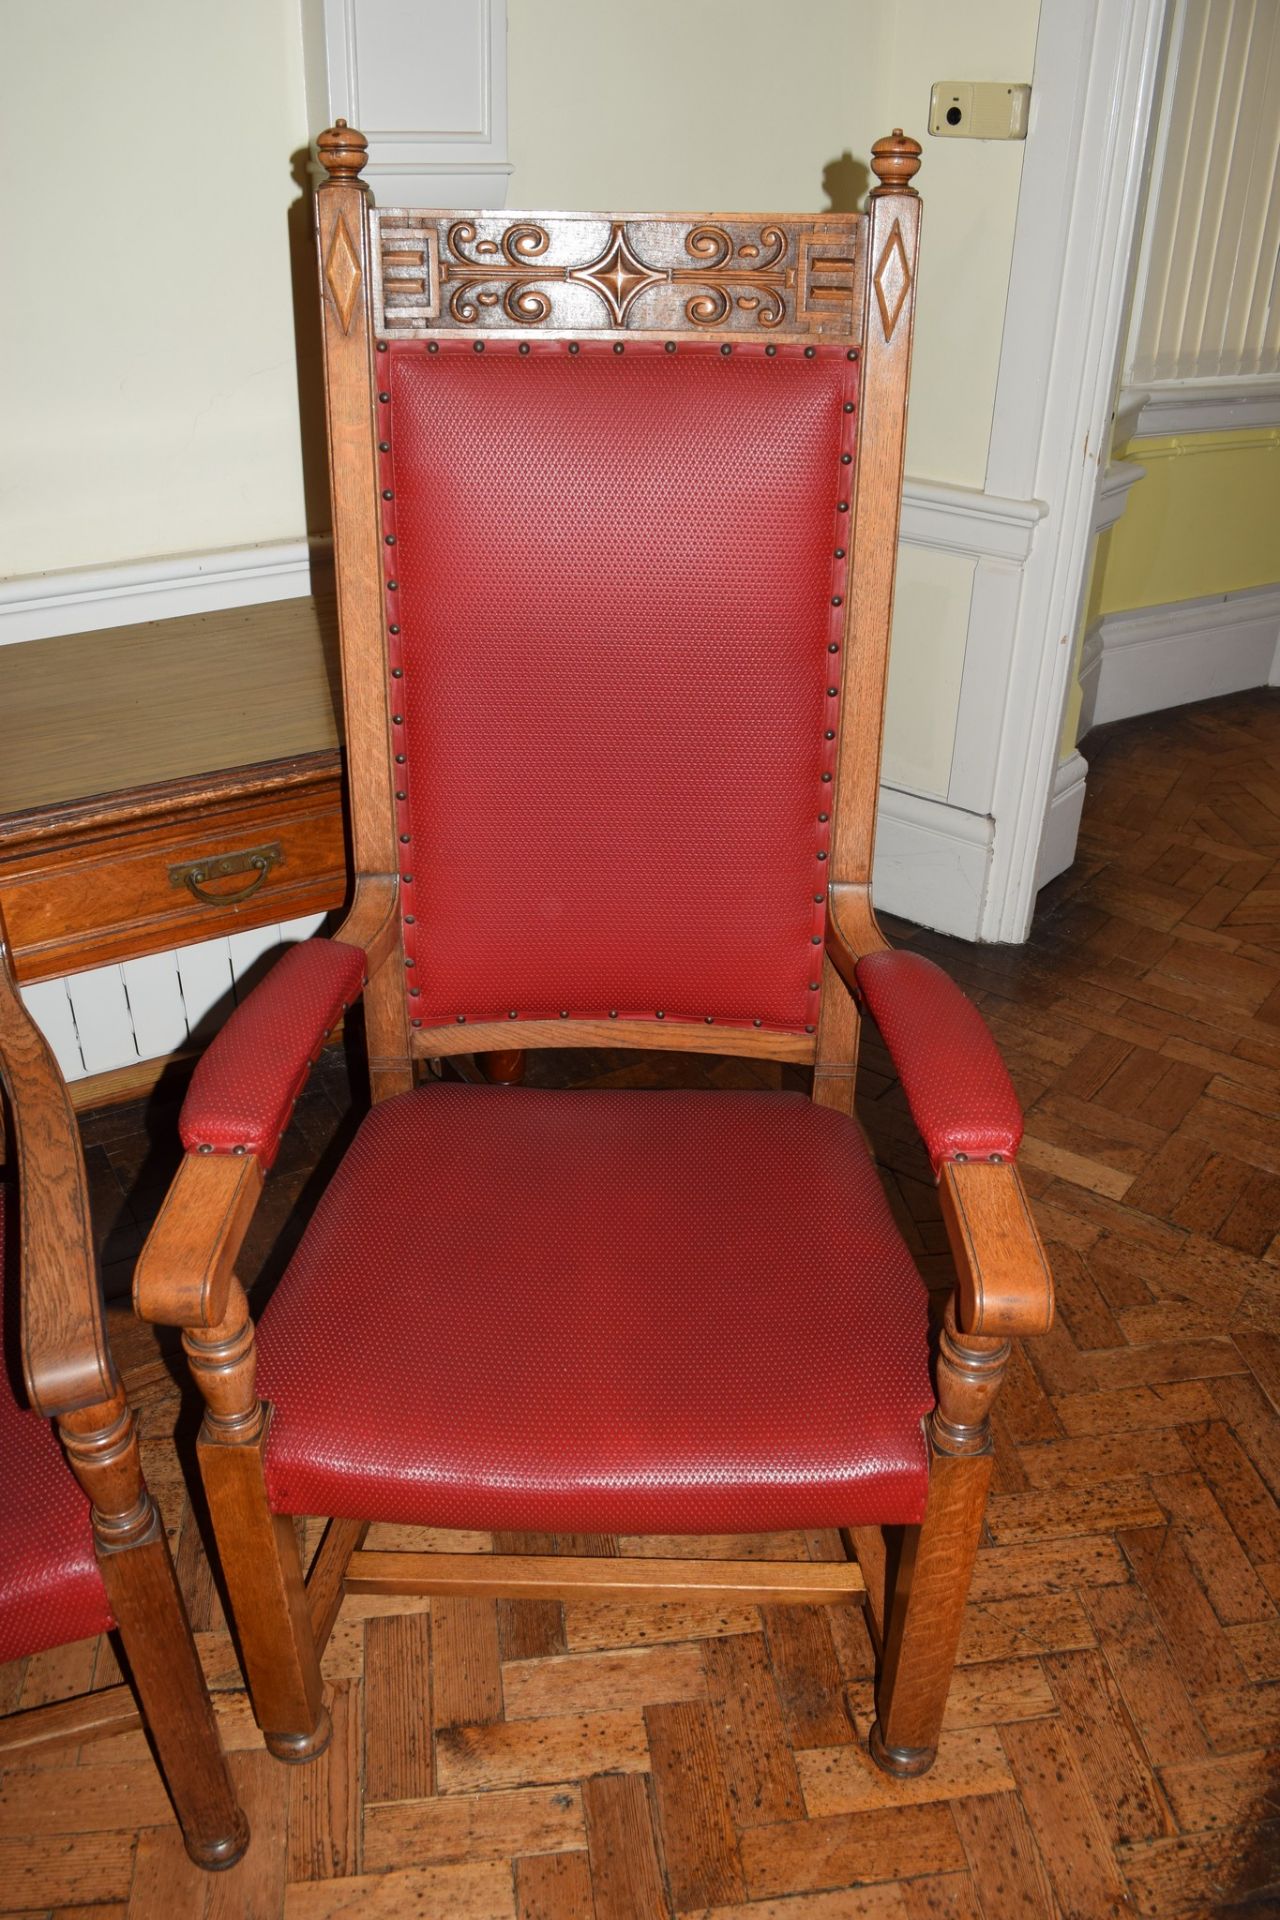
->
(961, 0, 1172, 942)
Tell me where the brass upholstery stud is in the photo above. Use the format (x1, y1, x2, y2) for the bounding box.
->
(389, 624, 400, 634)
(569, 342, 580, 354)
(427, 342, 439, 354)
(404, 914, 416, 924)
(519, 343, 530, 354)
(383, 489, 393, 499)
(559, 1009, 569, 1018)
(847, 349, 858, 360)
(655, 1010, 665, 1019)
(819, 810, 829, 821)
(817, 850, 828, 860)
(409, 986, 420, 997)
(705, 1014, 714, 1023)
(765, 345, 777, 356)
(403, 872, 413, 882)
(810, 982, 820, 991)
(395, 752, 406, 763)
(393, 714, 403, 725)
(804, 346, 816, 358)
(753, 1018, 763, 1026)
(720, 344, 731, 355)
(379, 441, 390, 451)
(822, 771, 832, 782)
(509, 1010, 518, 1018)
(396, 790, 407, 800)
(838, 501, 849, 511)
(835, 546, 845, 558)
(843, 401, 854, 412)
(825, 729, 835, 739)
(828, 686, 838, 696)
(399, 833, 410, 843)
(613, 342, 625, 354)
(664, 342, 677, 353)
(609, 1009, 618, 1018)
(831, 595, 842, 605)
(805, 1023, 816, 1033)
(457, 1014, 467, 1023)
(828, 642, 840, 653)
(473, 341, 485, 353)
(813, 895, 823, 903)
(387, 579, 398, 590)
(377, 342, 387, 352)
(841, 453, 852, 464)
(412, 1017, 423, 1027)
(385, 534, 396, 545)
(811, 935, 821, 945)
(392, 666, 403, 677)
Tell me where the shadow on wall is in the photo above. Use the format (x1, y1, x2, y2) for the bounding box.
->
(287, 147, 335, 546)
(823, 151, 871, 212)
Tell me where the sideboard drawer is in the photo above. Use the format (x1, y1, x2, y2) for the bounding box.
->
(0, 754, 348, 984)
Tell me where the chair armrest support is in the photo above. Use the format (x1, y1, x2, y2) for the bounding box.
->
(133, 1153, 264, 1329)
(179, 937, 368, 1168)
(853, 949, 1023, 1170)
(939, 1159, 1054, 1338)
(0, 911, 115, 1417)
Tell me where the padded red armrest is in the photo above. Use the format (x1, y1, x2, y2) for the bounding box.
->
(855, 949, 1023, 1170)
(180, 939, 366, 1168)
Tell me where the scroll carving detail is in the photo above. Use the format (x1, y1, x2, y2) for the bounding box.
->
(371, 210, 863, 340)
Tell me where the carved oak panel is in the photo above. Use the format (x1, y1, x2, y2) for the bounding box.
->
(369, 210, 865, 340)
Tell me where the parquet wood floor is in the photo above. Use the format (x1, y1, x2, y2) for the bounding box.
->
(4, 690, 1280, 1920)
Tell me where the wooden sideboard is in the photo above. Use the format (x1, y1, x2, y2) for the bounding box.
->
(0, 598, 349, 989)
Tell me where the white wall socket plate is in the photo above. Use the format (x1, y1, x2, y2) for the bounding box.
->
(929, 81, 1031, 140)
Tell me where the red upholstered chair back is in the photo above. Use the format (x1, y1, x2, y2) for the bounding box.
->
(382, 340, 857, 1036)
(314, 129, 922, 1072)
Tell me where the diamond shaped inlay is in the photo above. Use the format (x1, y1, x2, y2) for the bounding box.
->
(873, 220, 910, 341)
(325, 216, 362, 334)
(567, 224, 666, 326)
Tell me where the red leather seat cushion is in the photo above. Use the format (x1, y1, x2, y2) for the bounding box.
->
(0, 1189, 113, 1665)
(381, 340, 857, 1038)
(258, 1086, 933, 1535)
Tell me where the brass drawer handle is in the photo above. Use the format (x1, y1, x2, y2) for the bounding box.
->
(169, 842, 283, 905)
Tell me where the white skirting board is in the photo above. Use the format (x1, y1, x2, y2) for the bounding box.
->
(1035, 751, 1089, 890)
(21, 914, 329, 1083)
(0, 542, 316, 646)
(871, 787, 993, 939)
(1077, 583, 1280, 734)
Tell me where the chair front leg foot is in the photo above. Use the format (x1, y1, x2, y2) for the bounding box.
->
(185, 1816, 252, 1872)
(868, 1720, 935, 1778)
(265, 1709, 334, 1765)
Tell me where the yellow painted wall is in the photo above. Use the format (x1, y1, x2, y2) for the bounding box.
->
(0, 0, 309, 578)
(1093, 428, 1280, 614)
(1062, 426, 1280, 754)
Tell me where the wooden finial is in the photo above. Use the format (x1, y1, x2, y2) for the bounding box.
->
(870, 128, 922, 197)
(316, 119, 369, 183)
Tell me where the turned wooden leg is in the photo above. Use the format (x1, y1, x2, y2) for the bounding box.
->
(184, 1279, 330, 1764)
(478, 1049, 526, 1085)
(60, 1392, 248, 1869)
(869, 1300, 1008, 1777)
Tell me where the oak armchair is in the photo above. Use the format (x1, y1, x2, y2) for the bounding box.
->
(134, 121, 1053, 1781)
(0, 908, 246, 1869)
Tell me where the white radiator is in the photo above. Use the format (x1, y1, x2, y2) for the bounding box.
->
(21, 913, 328, 1083)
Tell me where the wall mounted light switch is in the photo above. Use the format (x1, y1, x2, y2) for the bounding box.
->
(929, 82, 1031, 140)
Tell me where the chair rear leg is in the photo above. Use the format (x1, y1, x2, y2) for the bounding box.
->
(869, 1306, 1009, 1776)
(60, 1395, 249, 1868)
(185, 1281, 330, 1764)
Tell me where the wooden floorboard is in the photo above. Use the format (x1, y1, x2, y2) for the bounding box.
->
(3, 689, 1279, 1918)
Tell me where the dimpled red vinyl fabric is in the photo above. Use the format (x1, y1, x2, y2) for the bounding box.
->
(856, 949, 1024, 1168)
(257, 1085, 934, 1534)
(380, 340, 857, 1036)
(179, 939, 366, 1167)
(0, 1188, 113, 1664)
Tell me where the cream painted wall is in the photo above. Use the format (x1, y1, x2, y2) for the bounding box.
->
(1, 0, 310, 578)
(507, 0, 1038, 490)
(508, 0, 1039, 799)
